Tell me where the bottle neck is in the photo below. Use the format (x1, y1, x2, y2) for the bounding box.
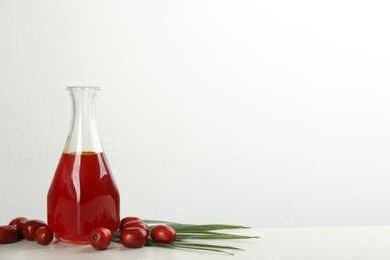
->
(64, 87, 103, 154)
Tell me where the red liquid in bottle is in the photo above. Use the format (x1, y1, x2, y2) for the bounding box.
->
(47, 151, 120, 244)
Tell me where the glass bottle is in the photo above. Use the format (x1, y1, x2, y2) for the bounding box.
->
(47, 86, 120, 244)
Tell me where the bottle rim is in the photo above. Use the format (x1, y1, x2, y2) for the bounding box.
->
(66, 86, 101, 92)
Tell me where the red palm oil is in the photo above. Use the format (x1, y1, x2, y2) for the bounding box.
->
(47, 151, 120, 244)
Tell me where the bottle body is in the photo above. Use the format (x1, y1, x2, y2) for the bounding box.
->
(47, 87, 120, 244)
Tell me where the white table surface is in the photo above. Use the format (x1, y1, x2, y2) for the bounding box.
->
(1, 226, 390, 259)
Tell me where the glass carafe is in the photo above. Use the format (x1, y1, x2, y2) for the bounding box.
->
(47, 86, 120, 244)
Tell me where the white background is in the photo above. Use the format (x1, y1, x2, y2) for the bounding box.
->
(1, 0, 390, 228)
